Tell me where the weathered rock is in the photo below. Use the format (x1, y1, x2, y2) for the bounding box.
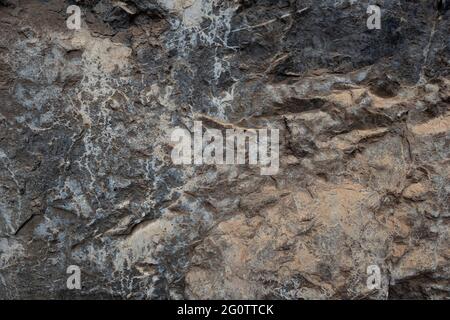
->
(0, 0, 448, 299)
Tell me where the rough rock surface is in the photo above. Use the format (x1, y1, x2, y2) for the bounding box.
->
(0, 0, 449, 299)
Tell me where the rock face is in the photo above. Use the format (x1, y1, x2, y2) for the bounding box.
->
(0, 0, 449, 300)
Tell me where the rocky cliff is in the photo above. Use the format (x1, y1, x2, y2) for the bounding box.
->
(0, 0, 449, 299)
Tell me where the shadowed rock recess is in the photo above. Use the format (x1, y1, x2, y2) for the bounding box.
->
(0, 0, 449, 300)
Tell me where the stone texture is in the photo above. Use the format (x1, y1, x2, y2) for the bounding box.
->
(0, 0, 449, 299)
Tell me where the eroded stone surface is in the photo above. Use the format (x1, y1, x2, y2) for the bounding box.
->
(0, 0, 449, 299)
